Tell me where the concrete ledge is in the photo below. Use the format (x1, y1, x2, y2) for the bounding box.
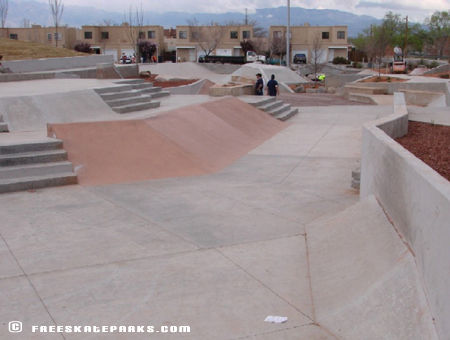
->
(2, 55, 114, 73)
(346, 85, 387, 95)
(360, 92, 450, 339)
(209, 84, 254, 97)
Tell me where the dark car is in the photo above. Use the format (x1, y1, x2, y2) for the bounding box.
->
(293, 53, 307, 64)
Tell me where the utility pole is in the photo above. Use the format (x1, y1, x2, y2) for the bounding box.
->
(245, 8, 248, 25)
(286, 0, 290, 68)
(404, 16, 408, 58)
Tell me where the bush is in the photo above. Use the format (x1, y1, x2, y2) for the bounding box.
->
(74, 42, 92, 53)
(439, 74, 449, 79)
(332, 56, 350, 65)
(430, 61, 440, 69)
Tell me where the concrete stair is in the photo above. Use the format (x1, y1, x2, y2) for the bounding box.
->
(246, 97, 299, 121)
(94, 79, 170, 114)
(115, 79, 171, 99)
(0, 113, 9, 133)
(0, 140, 77, 194)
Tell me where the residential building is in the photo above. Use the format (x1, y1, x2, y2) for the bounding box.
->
(80, 24, 165, 62)
(2, 25, 77, 49)
(175, 24, 255, 62)
(270, 24, 349, 63)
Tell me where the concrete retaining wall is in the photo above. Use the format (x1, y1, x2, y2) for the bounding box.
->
(360, 92, 450, 340)
(2, 55, 114, 73)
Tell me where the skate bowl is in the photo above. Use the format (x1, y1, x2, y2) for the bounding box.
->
(361, 92, 450, 339)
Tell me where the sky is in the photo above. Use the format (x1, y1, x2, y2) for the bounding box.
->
(32, 0, 450, 23)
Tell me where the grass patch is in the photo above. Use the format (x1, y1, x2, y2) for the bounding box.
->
(0, 38, 88, 61)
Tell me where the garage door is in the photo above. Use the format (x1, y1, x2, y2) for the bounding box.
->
(216, 49, 232, 56)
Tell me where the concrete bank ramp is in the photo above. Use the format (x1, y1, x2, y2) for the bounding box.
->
(140, 62, 217, 79)
(306, 195, 438, 339)
(234, 63, 308, 84)
(48, 97, 287, 186)
(0, 89, 116, 132)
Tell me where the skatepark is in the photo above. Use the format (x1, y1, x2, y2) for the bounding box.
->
(0, 57, 449, 339)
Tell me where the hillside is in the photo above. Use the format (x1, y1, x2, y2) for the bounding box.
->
(0, 38, 88, 61)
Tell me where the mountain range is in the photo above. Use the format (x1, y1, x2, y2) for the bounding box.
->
(5, 2, 382, 37)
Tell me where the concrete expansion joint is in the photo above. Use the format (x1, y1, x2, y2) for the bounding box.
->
(216, 248, 316, 324)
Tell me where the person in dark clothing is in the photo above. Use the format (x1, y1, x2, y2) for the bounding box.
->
(266, 74, 279, 96)
(255, 73, 263, 95)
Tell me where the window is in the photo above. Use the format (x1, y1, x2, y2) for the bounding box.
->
(101, 31, 109, 40)
(84, 31, 93, 39)
(322, 32, 329, 39)
(243, 30, 251, 39)
(273, 31, 282, 39)
(191, 31, 200, 40)
(230, 31, 238, 39)
(337, 31, 345, 39)
(54, 33, 62, 41)
(148, 31, 156, 39)
(47, 33, 52, 41)
(179, 31, 187, 39)
(139, 31, 145, 39)
(9, 34, 18, 40)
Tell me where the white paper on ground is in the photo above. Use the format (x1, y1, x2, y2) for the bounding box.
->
(264, 316, 288, 323)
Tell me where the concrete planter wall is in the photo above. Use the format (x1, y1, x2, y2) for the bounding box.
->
(360, 93, 450, 339)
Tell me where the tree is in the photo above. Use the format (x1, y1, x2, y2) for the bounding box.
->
(188, 17, 226, 56)
(48, 0, 64, 47)
(0, 0, 8, 38)
(309, 33, 326, 81)
(269, 35, 287, 65)
(123, 4, 144, 61)
(425, 10, 450, 58)
(138, 40, 156, 62)
(240, 39, 254, 54)
(74, 42, 92, 53)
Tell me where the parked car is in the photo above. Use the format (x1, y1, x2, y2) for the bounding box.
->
(293, 53, 307, 64)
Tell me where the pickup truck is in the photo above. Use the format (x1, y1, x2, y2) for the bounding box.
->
(199, 51, 265, 64)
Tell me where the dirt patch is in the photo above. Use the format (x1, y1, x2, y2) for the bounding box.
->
(396, 121, 450, 182)
(139, 74, 199, 88)
(361, 76, 407, 83)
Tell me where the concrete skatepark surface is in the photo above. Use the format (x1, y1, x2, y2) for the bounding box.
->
(0, 63, 445, 339)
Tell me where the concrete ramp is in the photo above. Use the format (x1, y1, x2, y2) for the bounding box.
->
(48, 97, 287, 186)
(306, 195, 438, 339)
(0, 89, 116, 132)
(235, 63, 308, 84)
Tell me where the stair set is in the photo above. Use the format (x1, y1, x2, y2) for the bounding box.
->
(0, 140, 77, 194)
(94, 79, 170, 114)
(247, 97, 299, 121)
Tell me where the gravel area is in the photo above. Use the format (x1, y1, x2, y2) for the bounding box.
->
(396, 121, 450, 182)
